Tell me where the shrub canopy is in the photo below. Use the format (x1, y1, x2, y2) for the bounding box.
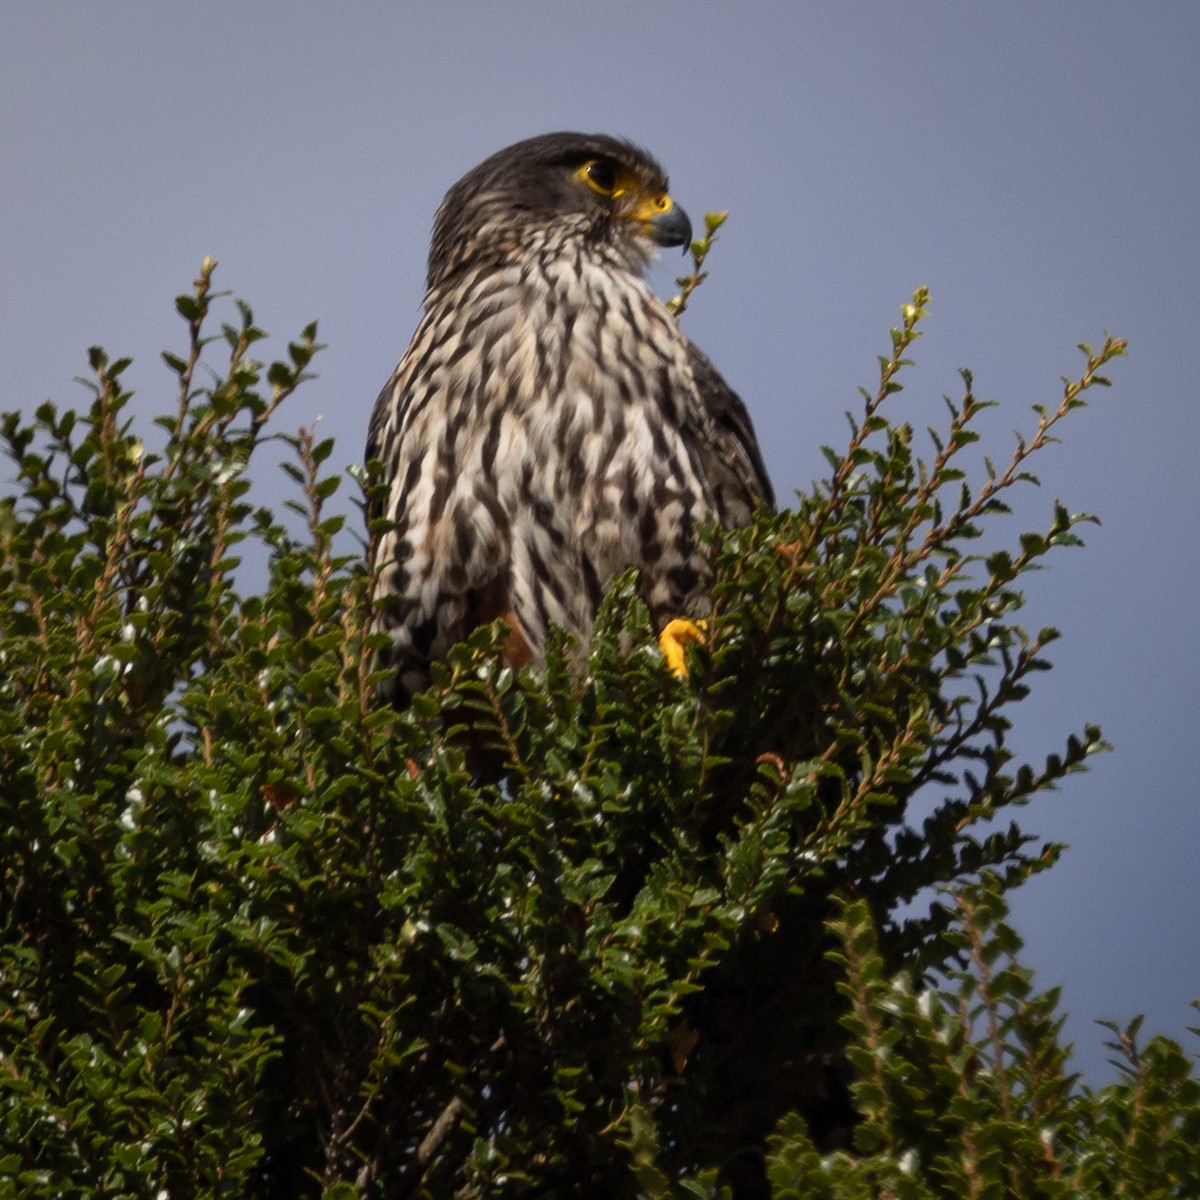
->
(3, 263, 1195, 1199)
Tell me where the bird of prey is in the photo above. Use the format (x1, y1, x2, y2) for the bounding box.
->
(366, 132, 773, 704)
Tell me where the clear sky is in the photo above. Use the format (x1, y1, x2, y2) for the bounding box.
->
(2, 3, 1196, 1082)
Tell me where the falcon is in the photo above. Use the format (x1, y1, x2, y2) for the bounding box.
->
(366, 132, 773, 704)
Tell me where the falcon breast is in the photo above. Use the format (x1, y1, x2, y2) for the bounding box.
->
(366, 132, 773, 704)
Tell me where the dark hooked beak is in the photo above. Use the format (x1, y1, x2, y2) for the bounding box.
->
(646, 201, 693, 253)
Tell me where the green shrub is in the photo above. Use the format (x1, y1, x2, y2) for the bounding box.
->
(3, 261, 1193, 1198)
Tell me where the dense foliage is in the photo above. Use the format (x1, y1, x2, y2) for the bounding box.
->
(2, 260, 1195, 1197)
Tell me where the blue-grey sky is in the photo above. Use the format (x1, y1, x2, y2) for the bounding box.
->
(3, 4, 1196, 1081)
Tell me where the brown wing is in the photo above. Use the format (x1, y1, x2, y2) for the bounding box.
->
(686, 341, 775, 521)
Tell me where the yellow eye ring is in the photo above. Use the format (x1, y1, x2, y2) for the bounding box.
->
(577, 159, 622, 197)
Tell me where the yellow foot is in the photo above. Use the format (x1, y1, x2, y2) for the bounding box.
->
(659, 618, 708, 679)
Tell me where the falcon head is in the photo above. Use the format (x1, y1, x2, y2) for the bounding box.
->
(426, 132, 694, 288)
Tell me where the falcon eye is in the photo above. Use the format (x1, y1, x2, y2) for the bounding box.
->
(577, 159, 620, 197)
(586, 162, 616, 192)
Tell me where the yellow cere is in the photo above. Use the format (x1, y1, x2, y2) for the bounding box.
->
(629, 192, 674, 222)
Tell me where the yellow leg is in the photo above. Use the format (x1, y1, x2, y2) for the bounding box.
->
(659, 618, 708, 678)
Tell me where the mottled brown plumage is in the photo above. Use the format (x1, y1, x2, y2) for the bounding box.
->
(367, 132, 772, 703)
